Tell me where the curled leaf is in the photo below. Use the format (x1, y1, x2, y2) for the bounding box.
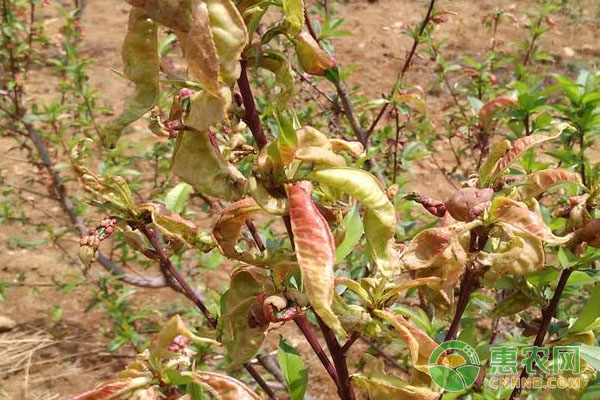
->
(477, 139, 511, 188)
(445, 187, 494, 222)
(281, 0, 305, 36)
(64, 377, 154, 400)
(248, 177, 288, 215)
(213, 197, 263, 261)
(190, 371, 261, 399)
(402, 226, 470, 289)
(488, 124, 566, 183)
(183, 87, 231, 132)
(286, 182, 345, 336)
(479, 224, 545, 283)
(519, 169, 581, 199)
(102, 7, 159, 149)
(352, 355, 440, 400)
(76, 167, 137, 218)
(308, 167, 397, 277)
(573, 219, 600, 248)
(478, 95, 517, 134)
(293, 31, 336, 76)
(205, 0, 248, 85)
(171, 130, 247, 200)
(218, 266, 268, 367)
(248, 50, 294, 109)
(127, 0, 195, 31)
(375, 310, 438, 369)
(149, 315, 218, 364)
(488, 197, 572, 243)
(329, 138, 364, 156)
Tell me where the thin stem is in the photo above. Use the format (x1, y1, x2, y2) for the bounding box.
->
(316, 315, 356, 400)
(341, 332, 360, 355)
(246, 219, 266, 252)
(293, 314, 342, 392)
(138, 224, 279, 399)
(366, 0, 437, 137)
(508, 268, 573, 400)
(392, 110, 401, 183)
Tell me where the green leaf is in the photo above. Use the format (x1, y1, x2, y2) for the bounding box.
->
(277, 336, 308, 400)
(579, 344, 600, 371)
(570, 284, 600, 333)
(335, 204, 364, 263)
(165, 183, 193, 214)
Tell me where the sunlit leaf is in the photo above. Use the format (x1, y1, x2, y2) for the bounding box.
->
(519, 169, 581, 199)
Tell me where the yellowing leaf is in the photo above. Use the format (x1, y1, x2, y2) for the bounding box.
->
(488, 124, 566, 183)
(205, 0, 248, 85)
(248, 50, 294, 109)
(128, 0, 195, 32)
(329, 138, 364, 156)
(488, 197, 572, 243)
(479, 224, 545, 282)
(294, 31, 336, 76)
(477, 139, 511, 188)
(183, 87, 231, 132)
(519, 169, 582, 199)
(308, 167, 397, 277)
(149, 315, 218, 363)
(478, 95, 517, 134)
(171, 130, 247, 200)
(352, 355, 440, 400)
(190, 371, 261, 400)
(64, 377, 154, 400)
(281, 0, 305, 37)
(212, 197, 263, 262)
(286, 182, 345, 336)
(102, 7, 159, 149)
(218, 266, 268, 367)
(76, 166, 137, 218)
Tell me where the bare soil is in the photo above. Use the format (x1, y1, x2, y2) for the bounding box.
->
(1, 0, 599, 399)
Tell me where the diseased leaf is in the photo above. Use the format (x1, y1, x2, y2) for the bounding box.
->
(335, 204, 364, 263)
(276, 110, 299, 165)
(351, 355, 439, 400)
(329, 138, 364, 156)
(573, 220, 600, 248)
(402, 225, 472, 290)
(213, 197, 263, 261)
(478, 139, 511, 188)
(102, 7, 159, 149)
(374, 310, 438, 369)
(308, 167, 397, 277)
(64, 378, 154, 400)
(488, 123, 566, 183)
(445, 187, 493, 222)
(171, 130, 247, 200)
(76, 166, 137, 218)
(478, 95, 517, 134)
(488, 197, 572, 243)
(218, 266, 268, 367)
(149, 315, 218, 364)
(190, 371, 261, 400)
(183, 87, 231, 131)
(281, 0, 304, 37)
(294, 31, 336, 76)
(165, 183, 193, 214)
(277, 337, 308, 400)
(205, 0, 248, 85)
(479, 223, 545, 282)
(286, 182, 345, 336)
(178, 2, 220, 95)
(519, 169, 582, 199)
(248, 50, 294, 109)
(127, 0, 195, 32)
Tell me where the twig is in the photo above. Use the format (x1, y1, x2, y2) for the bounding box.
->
(137, 224, 279, 400)
(293, 314, 342, 392)
(340, 332, 360, 355)
(366, 0, 437, 137)
(316, 315, 356, 400)
(508, 268, 573, 400)
(238, 60, 268, 149)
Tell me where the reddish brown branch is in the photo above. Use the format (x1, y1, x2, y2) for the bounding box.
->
(237, 60, 268, 149)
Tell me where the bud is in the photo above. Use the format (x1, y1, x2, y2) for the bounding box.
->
(293, 31, 336, 76)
